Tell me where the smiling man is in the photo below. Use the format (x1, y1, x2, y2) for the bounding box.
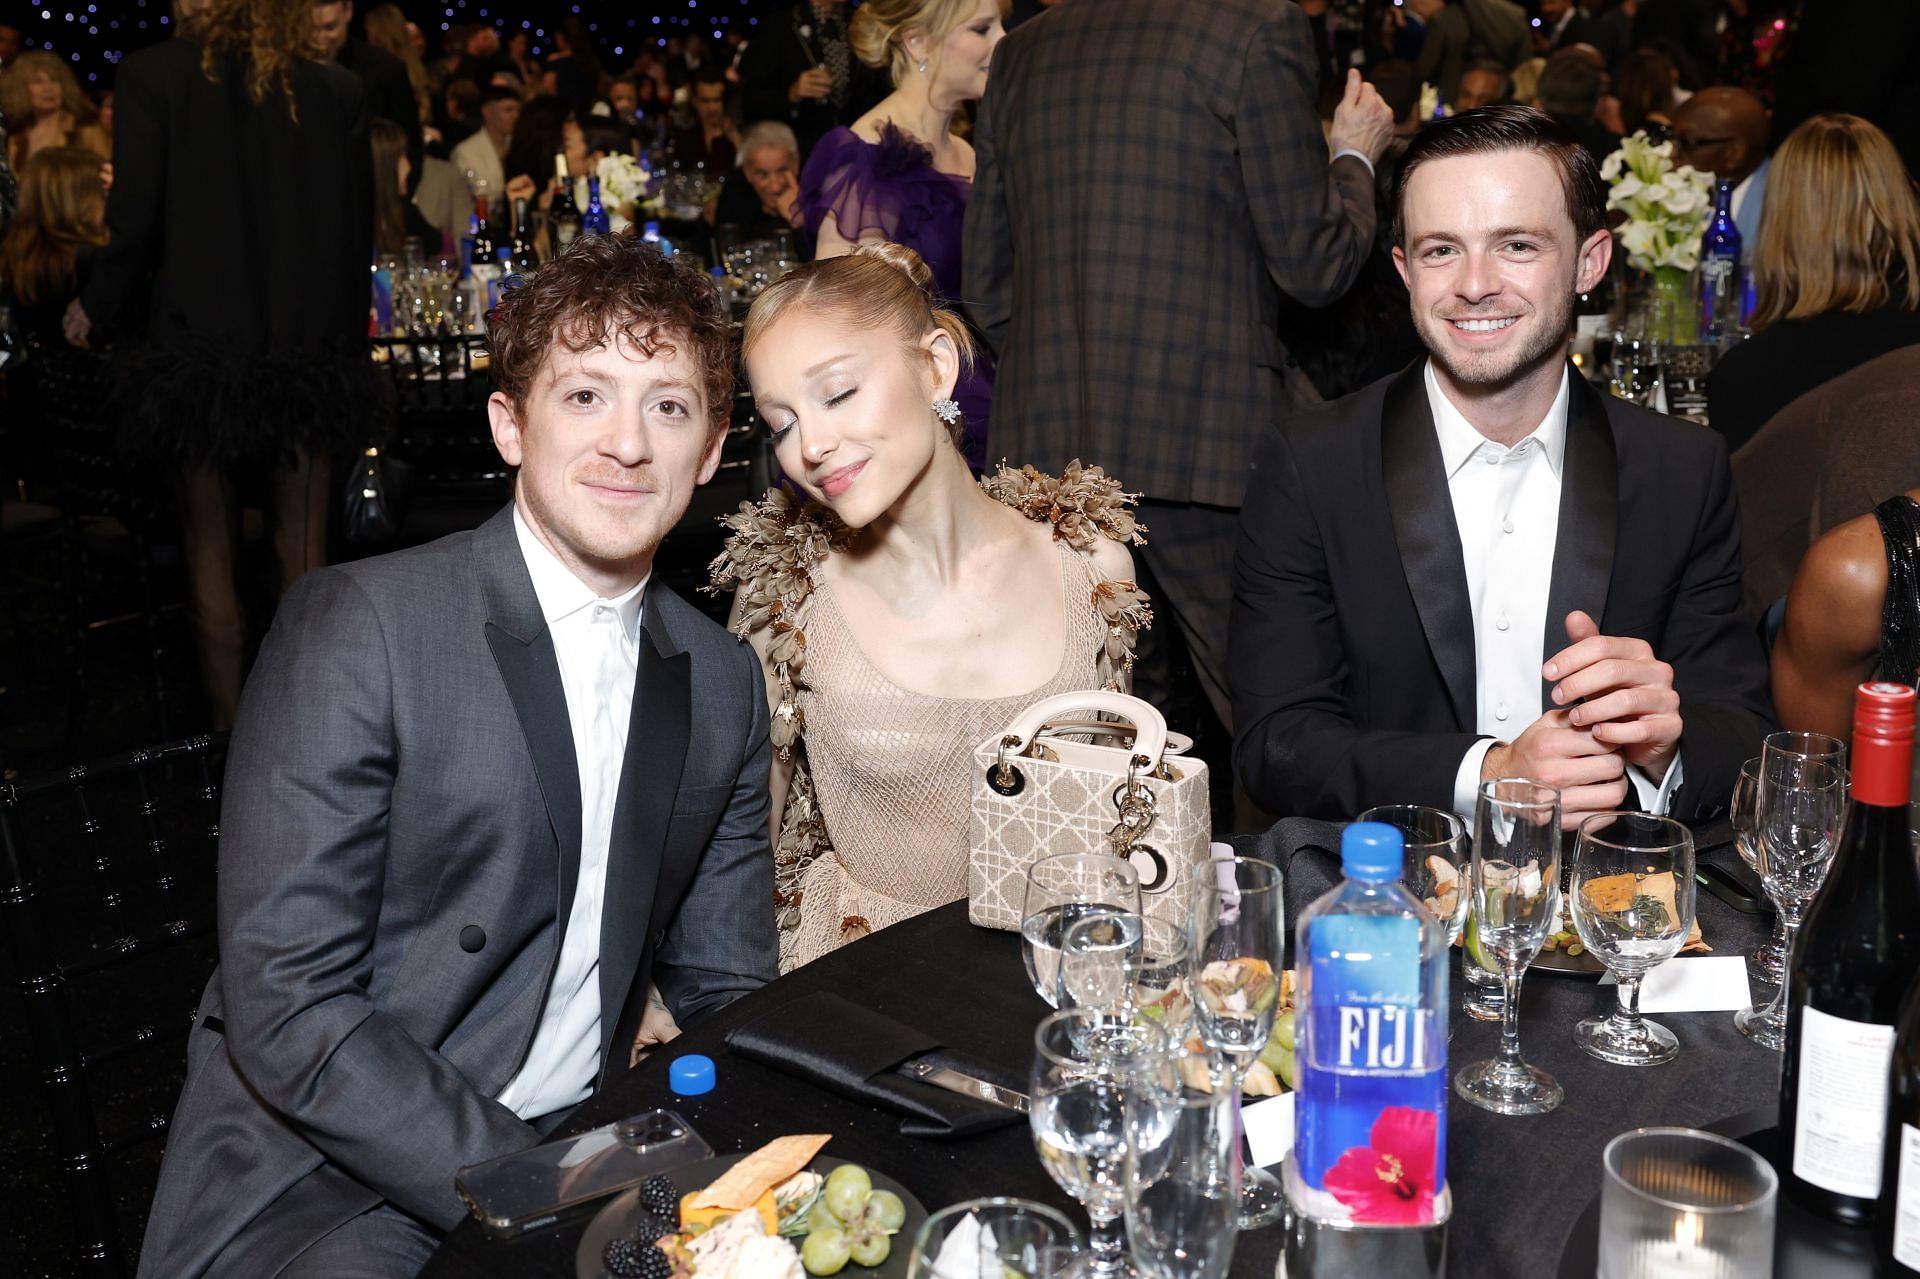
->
(137, 238, 775, 1279)
(1229, 106, 1771, 828)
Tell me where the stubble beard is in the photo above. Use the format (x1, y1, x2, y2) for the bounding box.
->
(1417, 289, 1574, 391)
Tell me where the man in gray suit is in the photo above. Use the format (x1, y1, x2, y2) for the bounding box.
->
(138, 238, 777, 1278)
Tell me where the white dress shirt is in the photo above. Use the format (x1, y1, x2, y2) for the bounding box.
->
(495, 507, 648, 1121)
(450, 129, 507, 207)
(1427, 363, 1683, 819)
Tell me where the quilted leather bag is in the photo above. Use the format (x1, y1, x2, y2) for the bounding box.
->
(967, 691, 1211, 932)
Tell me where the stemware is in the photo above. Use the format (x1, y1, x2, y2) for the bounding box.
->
(1359, 803, 1496, 1021)
(1030, 1009, 1167, 1279)
(1187, 857, 1286, 1229)
(1123, 1037, 1239, 1279)
(1568, 812, 1697, 1066)
(1129, 915, 1194, 1038)
(1454, 779, 1564, 1115)
(907, 1198, 1083, 1279)
(1060, 909, 1147, 1020)
(1727, 756, 1791, 988)
(1735, 733, 1847, 1049)
(1023, 854, 1143, 1009)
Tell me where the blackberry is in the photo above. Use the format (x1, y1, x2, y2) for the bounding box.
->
(629, 1210, 673, 1242)
(640, 1174, 679, 1222)
(603, 1236, 649, 1278)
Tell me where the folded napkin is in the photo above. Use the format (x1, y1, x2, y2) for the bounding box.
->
(725, 991, 1026, 1139)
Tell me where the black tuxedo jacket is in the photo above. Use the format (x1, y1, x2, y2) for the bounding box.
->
(1229, 361, 1774, 822)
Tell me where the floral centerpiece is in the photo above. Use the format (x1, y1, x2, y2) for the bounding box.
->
(595, 152, 656, 234)
(1601, 132, 1715, 342)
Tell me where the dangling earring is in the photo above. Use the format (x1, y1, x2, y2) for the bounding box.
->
(932, 397, 961, 425)
(917, 59, 928, 73)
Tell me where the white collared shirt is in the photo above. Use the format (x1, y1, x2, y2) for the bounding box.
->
(495, 506, 648, 1121)
(1427, 363, 1682, 819)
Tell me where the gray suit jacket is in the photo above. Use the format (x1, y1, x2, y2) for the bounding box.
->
(138, 505, 776, 1279)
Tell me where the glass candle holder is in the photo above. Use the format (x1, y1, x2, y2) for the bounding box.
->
(1599, 1128, 1778, 1279)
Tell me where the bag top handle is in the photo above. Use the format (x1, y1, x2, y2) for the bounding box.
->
(999, 691, 1170, 768)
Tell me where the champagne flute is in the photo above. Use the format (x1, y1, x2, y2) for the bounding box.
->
(1454, 779, 1564, 1115)
(1188, 857, 1286, 1228)
(1569, 812, 1696, 1066)
(1735, 733, 1847, 1049)
(1123, 1036, 1239, 1279)
(1023, 854, 1143, 1008)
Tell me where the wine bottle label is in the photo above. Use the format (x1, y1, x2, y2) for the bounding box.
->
(1793, 1006, 1897, 1199)
(1897, 1124, 1920, 1271)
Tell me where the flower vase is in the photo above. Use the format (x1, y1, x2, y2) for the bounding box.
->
(1650, 266, 1698, 346)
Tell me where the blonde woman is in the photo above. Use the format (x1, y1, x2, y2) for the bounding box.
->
(796, 0, 1006, 465)
(712, 245, 1150, 972)
(1706, 113, 1920, 452)
(0, 147, 108, 339)
(2, 50, 110, 169)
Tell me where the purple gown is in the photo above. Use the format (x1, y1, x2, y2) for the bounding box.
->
(798, 124, 996, 468)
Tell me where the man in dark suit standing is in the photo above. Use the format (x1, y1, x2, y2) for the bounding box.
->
(962, 0, 1392, 730)
(136, 239, 777, 1278)
(1231, 106, 1771, 827)
(737, 0, 889, 160)
(313, 0, 421, 164)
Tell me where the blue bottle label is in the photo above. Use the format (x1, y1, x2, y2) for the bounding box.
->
(1295, 914, 1447, 1225)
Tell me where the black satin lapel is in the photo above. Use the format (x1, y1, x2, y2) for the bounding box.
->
(1541, 373, 1620, 702)
(485, 625, 584, 944)
(1381, 364, 1477, 730)
(598, 622, 691, 1071)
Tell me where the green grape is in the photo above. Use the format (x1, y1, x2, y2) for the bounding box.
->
(862, 1190, 906, 1234)
(802, 1227, 852, 1276)
(1272, 1010, 1296, 1052)
(823, 1165, 873, 1222)
(807, 1199, 841, 1233)
(1275, 1048, 1298, 1090)
(849, 1231, 891, 1268)
(1257, 1034, 1289, 1076)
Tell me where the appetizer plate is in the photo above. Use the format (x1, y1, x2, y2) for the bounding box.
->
(1529, 947, 1606, 977)
(577, 1154, 928, 1279)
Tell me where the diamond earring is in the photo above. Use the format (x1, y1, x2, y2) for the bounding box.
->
(932, 397, 961, 424)
(917, 59, 928, 73)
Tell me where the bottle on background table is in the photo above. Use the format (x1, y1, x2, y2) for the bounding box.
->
(582, 176, 611, 238)
(1781, 682, 1920, 1226)
(1700, 177, 1743, 349)
(505, 197, 535, 277)
(550, 152, 581, 258)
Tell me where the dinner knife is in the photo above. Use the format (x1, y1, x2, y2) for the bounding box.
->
(895, 1057, 1030, 1113)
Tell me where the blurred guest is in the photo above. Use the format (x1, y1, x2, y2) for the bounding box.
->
(1407, 0, 1530, 107)
(1717, 0, 1795, 106)
(1554, 0, 1632, 73)
(1533, 45, 1619, 164)
(1631, 0, 1717, 79)
(1454, 63, 1511, 111)
(408, 139, 469, 250)
(0, 16, 20, 70)
(504, 28, 539, 91)
(1706, 114, 1920, 454)
(313, 0, 420, 163)
(453, 22, 510, 89)
(1671, 86, 1768, 247)
(671, 66, 740, 172)
(715, 244, 1147, 971)
(2, 50, 110, 170)
(0, 119, 13, 236)
(0, 146, 106, 341)
(500, 92, 568, 194)
(66, 0, 373, 730)
(361, 1, 435, 134)
(1612, 47, 1677, 140)
(1771, 0, 1920, 179)
(711, 119, 807, 248)
(451, 82, 519, 202)
(544, 17, 604, 118)
(800, 0, 1007, 464)
(739, 0, 890, 159)
(438, 75, 481, 152)
(965, 1, 1391, 728)
(607, 73, 642, 125)
(370, 116, 441, 255)
(1536, 0, 1578, 54)
(1509, 55, 1546, 106)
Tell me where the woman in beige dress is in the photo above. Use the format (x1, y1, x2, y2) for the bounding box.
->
(712, 244, 1150, 972)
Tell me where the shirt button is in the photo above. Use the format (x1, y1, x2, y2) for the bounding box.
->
(1502, 518, 1515, 534)
(1495, 702, 1509, 722)
(1496, 614, 1510, 631)
(1483, 452, 1499, 466)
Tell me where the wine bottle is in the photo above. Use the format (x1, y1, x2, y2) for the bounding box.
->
(506, 197, 534, 274)
(1780, 681, 1920, 1225)
(1880, 978, 1920, 1272)
(1700, 178, 1743, 347)
(550, 153, 581, 255)
(582, 176, 611, 238)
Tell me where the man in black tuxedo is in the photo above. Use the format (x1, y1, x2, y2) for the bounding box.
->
(313, 0, 420, 164)
(1230, 106, 1772, 828)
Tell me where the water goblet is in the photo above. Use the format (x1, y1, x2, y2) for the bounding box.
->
(1728, 756, 1791, 988)
(1569, 812, 1697, 1066)
(1060, 909, 1146, 1020)
(1188, 856, 1286, 1228)
(1454, 779, 1564, 1115)
(1030, 1009, 1166, 1279)
(907, 1198, 1083, 1279)
(1123, 1036, 1239, 1279)
(1023, 853, 1142, 1009)
(1735, 734, 1847, 1049)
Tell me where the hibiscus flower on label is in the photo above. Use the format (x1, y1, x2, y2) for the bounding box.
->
(1323, 1106, 1441, 1225)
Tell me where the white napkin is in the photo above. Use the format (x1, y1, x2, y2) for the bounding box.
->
(1242, 1092, 1296, 1169)
(1598, 956, 1752, 1012)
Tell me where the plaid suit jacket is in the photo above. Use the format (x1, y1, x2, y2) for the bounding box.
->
(962, 0, 1377, 508)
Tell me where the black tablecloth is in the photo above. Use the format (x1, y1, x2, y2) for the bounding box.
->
(423, 829, 1781, 1279)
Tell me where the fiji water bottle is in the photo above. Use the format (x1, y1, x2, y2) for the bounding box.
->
(1281, 823, 1449, 1279)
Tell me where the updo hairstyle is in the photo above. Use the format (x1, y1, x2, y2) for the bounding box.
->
(848, 0, 1002, 86)
(742, 243, 977, 443)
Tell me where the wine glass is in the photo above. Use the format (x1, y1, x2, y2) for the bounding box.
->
(1187, 857, 1286, 1228)
(1358, 805, 1469, 942)
(1023, 854, 1143, 1008)
(1030, 1009, 1167, 1279)
(1454, 779, 1564, 1116)
(1129, 915, 1194, 1038)
(1735, 734, 1847, 1049)
(1568, 812, 1697, 1066)
(1729, 755, 1791, 988)
(1060, 909, 1147, 1019)
(1123, 1036, 1239, 1279)
(907, 1199, 1083, 1279)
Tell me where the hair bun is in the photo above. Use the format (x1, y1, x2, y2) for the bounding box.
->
(846, 5, 894, 70)
(855, 242, 938, 300)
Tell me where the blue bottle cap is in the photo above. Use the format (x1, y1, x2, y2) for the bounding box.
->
(1341, 821, 1403, 882)
(669, 1054, 716, 1096)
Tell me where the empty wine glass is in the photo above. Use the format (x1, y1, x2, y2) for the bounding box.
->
(1129, 915, 1193, 1038)
(1736, 734, 1847, 1049)
(1454, 779, 1564, 1116)
(1569, 812, 1697, 1066)
(1123, 1036, 1239, 1279)
(1728, 755, 1790, 988)
(908, 1199, 1083, 1279)
(1023, 854, 1143, 1008)
(1358, 805, 1469, 941)
(1031, 1009, 1166, 1279)
(1188, 857, 1286, 1228)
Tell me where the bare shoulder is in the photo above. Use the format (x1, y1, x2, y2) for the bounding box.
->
(1782, 511, 1888, 652)
(1085, 533, 1136, 583)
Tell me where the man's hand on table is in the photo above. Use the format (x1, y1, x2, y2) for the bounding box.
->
(629, 983, 682, 1068)
(1545, 610, 1683, 785)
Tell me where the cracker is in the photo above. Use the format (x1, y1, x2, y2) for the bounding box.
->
(690, 1134, 832, 1211)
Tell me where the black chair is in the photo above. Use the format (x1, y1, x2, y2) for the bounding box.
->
(1, 733, 227, 1277)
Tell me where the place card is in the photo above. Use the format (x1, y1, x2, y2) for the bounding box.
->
(1599, 956, 1752, 1013)
(1242, 1092, 1295, 1169)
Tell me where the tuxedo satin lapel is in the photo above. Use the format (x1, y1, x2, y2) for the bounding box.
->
(1541, 373, 1619, 704)
(597, 605, 690, 1073)
(1381, 363, 1477, 730)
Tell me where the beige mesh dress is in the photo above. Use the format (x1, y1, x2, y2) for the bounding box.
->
(711, 463, 1153, 973)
